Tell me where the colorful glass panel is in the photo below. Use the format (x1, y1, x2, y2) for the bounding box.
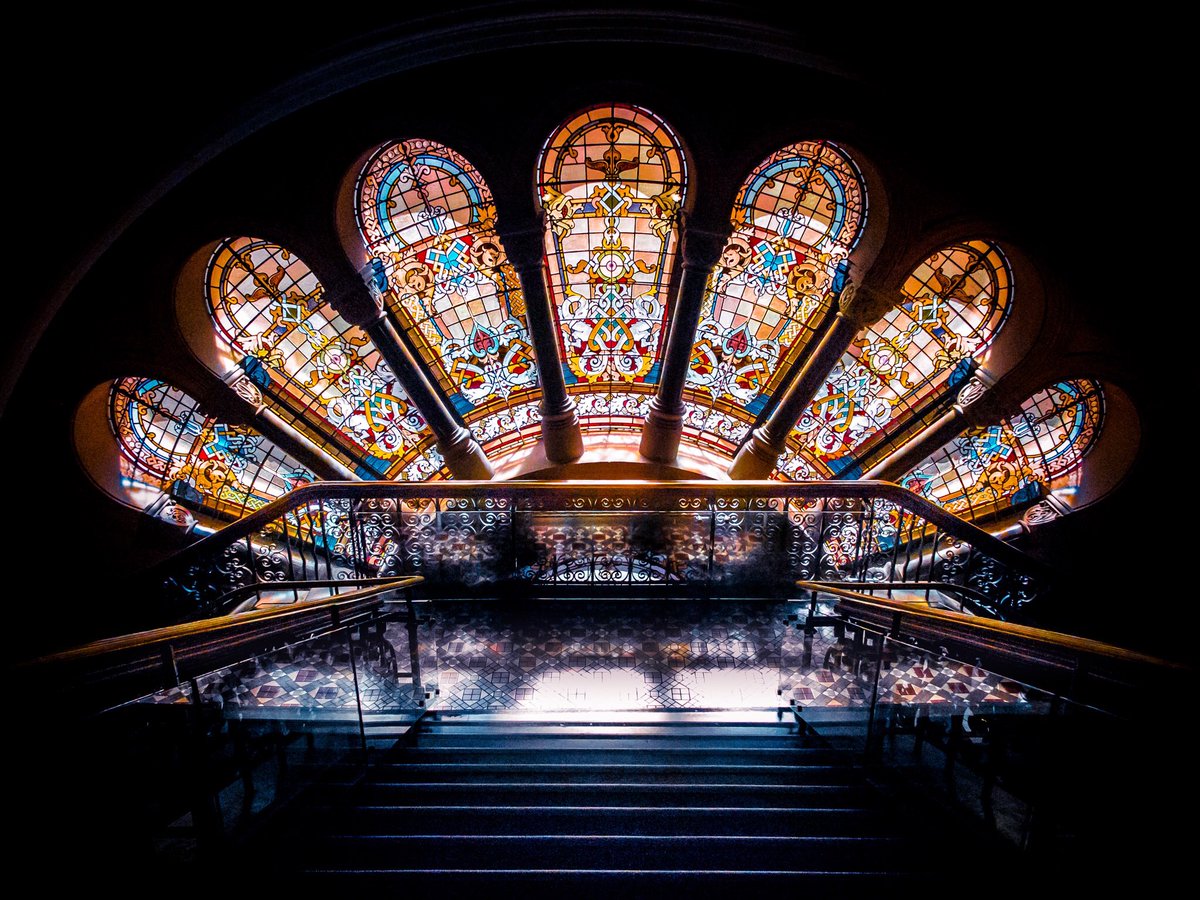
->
(687, 141, 865, 419)
(207, 236, 433, 478)
(572, 389, 655, 433)
(110, 377, 316, 518)
(791, 240, 1012, 477)
(538, 104, 686, 394)
(900, 380, 1104, 519)
(356, 140, 538, 426)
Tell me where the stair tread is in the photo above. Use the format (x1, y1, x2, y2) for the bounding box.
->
(244, 711, 996, 883)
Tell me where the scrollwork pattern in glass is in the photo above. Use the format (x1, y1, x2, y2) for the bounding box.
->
(538, 104, 687, 388)
(110, 376, 316, 519)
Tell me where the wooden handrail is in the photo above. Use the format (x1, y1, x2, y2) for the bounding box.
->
(798, 580, 1184, 671)
(158, 480, 1048, 578)
(22, 575, 423, 669)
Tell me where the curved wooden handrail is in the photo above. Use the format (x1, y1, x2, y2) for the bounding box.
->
(158, 480, 1048, 578)
(797, 580, 1183, 671)
(24, 575, 423, 668)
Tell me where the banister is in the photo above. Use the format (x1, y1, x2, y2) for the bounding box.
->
(797, 580, 1183, 671)
(158, 479, 1048, 579)
(811, 580, 1011, 618)
(23, 575, 423, 669)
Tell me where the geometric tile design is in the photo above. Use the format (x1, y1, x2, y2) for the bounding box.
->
(139, 598, 1032, 717)
(424, 600, 785, 712)
(141, 631, 422, 713)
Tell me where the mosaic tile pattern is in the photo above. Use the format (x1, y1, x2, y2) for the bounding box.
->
(142, 631, 422, 714)
(778, 605, 1032, 712)
(139, 599, 1032, 718)
(425, 600, 784, 712)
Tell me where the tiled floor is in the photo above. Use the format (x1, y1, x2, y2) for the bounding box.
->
(143, 631, 423, 714)
(141, 599, 1032, 716)
(427, 599, 785, 712)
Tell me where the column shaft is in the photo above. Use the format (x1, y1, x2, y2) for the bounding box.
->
(728, 313, 860, 479)
(863, 407, 964, 483)
(639, 226, 727, 462)
(728, 278, 902, 480)
(362, 317, 494, 480)
(501, 223, 582, 463)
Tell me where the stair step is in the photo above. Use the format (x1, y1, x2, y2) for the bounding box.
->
(301, 834, 914, 870)
(405, 739, 825, 753)
(240, 709, 998, 887)
(299, 804, 897, 836)
(349, 762, 858, 785)
(307, 781, 876, 808)
(417, 724, 801, 734)
(287, 869, 924, 890)
(380, 746, 847, 766)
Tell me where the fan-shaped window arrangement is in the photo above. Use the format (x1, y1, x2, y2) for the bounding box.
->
(899, 380, 1104, 521)
(778, 240, 1011, 479)
(355, 140, 540, 450)
(684, 141, 866, 454)
(206, 237, 442, 481)
(537, 103, 687, 431)
(110, 377, 317, 521)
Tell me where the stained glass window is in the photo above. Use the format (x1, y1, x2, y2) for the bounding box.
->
(356, 140, 539, 433)
(538, 103, 687, 408)
(900, 380, 1104, 520)
(686, 141, 865, 427)
(110, 377, 316, 519)
(475, 400, 544, 458)
(207, 236, 436, 480)
(787, 240, 1012, 478)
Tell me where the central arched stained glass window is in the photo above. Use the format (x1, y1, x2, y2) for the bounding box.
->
(779, 240, 1012, 479)
(206, 236, 439, 480)
(538, 103, 687, 420)
(110, 377, 316, 519)
(356, 139, 539, 448)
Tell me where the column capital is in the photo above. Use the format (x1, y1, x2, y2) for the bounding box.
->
(326, 268, 386, 329)
(953, 372, 992, 410)
(678, 218, 729, 269)
(495, 216, 548, 272)
(956, 372, 1011, 426)
(836, 278, 903, 330)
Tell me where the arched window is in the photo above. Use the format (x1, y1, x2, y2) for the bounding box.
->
(900, 379, 1104, 520)
(110, 377, 316, 520)
(356, 139, 539, 445)
(537, 103, 687, 424)
(685, 141, 866, 450)
(780, 240, 1011, 479)
(206, 236, 439, 480)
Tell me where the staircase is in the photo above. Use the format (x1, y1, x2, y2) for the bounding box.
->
(242, 709, 1015, 890)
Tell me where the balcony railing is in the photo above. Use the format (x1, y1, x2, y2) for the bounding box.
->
(156, 480, 1050, 621)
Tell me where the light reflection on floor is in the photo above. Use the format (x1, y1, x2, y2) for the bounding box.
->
(140, 598, 1031, 716)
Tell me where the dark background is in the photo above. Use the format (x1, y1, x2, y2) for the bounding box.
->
(4, 5, 1176, 658)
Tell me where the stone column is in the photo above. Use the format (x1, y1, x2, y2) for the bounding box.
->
(639, 222, 728, 463)
(863, 373, 999, 483)
(728, 278, 900, 479)
(499, 221, 583, 463)
(331, 280, 494, 480)
(222, 370, 359, 481)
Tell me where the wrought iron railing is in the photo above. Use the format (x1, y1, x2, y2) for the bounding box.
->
(153, 480, 1050, 620)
